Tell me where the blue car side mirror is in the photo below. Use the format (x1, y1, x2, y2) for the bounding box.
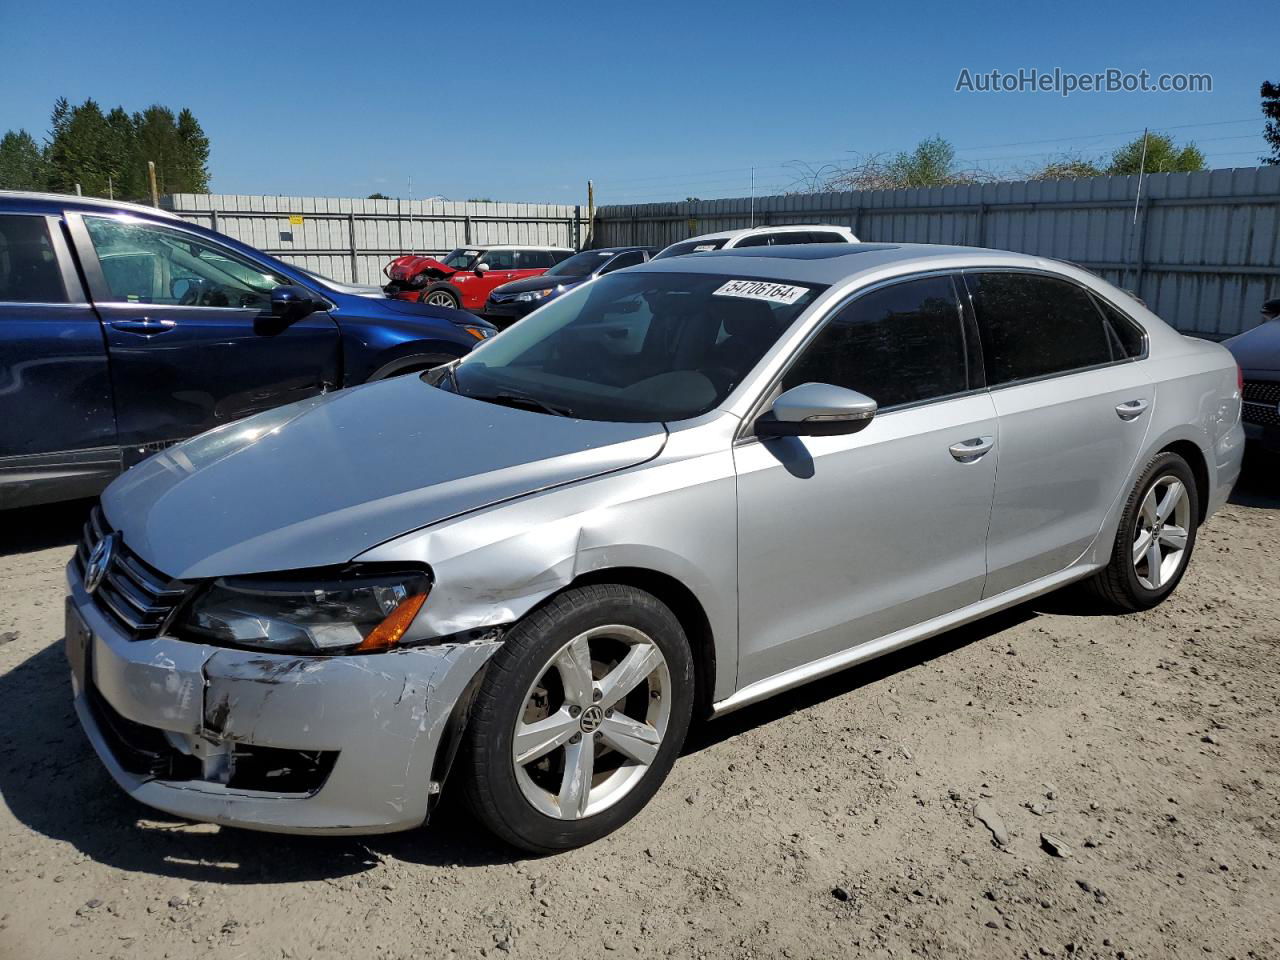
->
(270, 285, 319, 319)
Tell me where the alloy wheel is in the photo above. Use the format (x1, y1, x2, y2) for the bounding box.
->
(1131, 474, 1192, 590)
(512, 624, 671, 820)
(425, 291, 457, 307)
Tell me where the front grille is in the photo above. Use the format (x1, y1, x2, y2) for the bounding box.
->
(489, 292, 515, 304)
(75, 506, 190, 639)
(1243, 380, 1280, 404)
(1242, 380, 1280, 427)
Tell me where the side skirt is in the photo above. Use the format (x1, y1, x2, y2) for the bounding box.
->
(711, 562, 1102, 717)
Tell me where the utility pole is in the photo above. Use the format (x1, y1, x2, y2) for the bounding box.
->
(147, 161, 159, 207)
(107, 175, 114, 201)
(74, 182, 82, 196)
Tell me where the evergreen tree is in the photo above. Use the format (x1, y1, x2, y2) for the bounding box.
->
(174, 108, 211, 193)
(0, 130, 48, 189)
(1262, 81, 1280, 165)
(1, 97, 213, 200)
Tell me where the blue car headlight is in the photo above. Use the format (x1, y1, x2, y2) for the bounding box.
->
(175, 565, 431, 654)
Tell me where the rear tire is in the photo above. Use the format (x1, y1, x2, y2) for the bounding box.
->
(1087, 451, 1199, 611)
(460, 584, 694, 853)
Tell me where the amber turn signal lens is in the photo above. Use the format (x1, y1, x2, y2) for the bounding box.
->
(463, 325, 489, 341)
(354, 593, 429, 653)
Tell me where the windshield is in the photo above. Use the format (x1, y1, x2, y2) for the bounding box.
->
(652, 238, 730, 260)
(546, 249, 616, 277)
(442, 248, 482, 269)
(449, 271, 826, 423)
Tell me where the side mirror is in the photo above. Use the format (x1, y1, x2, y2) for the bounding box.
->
(270, 285, 319, 319)
(473, 262, 490, 276)
(754, 383, 878, 438)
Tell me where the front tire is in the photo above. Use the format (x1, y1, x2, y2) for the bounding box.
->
(419, 285, 461, 309)
(1088, 451, 1199, 611)
(460, 584, 694, 852)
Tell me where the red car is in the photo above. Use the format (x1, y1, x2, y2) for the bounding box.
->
(383, 245, 573, 311)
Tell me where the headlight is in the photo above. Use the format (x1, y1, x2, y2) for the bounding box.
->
(515, 288, 554, 303)
(461, 324, 493, 340)
(176, 566, 431, 654)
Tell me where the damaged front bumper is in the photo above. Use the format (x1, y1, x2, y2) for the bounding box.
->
(65, 561, 502, 835)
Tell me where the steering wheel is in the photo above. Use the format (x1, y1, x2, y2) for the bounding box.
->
(178, 280, 201, 306)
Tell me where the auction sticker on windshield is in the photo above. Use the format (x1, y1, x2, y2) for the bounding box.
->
(713, 280, 810, 305)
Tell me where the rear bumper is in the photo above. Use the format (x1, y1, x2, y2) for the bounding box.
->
(66, 561, 500, 835)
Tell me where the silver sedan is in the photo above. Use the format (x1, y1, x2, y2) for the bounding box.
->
(65, 242, 1244, 851)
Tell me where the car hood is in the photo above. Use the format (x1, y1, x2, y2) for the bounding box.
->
(493, 275, 587, 295)
(1225, 320, 1280, 373)
(102, 377, 667, 580)
(387, 255, 456, 280)
(370, 296, 482, 324)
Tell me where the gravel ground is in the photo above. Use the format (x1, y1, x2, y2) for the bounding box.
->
(1, 455, 1277, 960)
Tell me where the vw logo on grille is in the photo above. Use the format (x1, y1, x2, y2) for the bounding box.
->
(579, 704, 605, 734)
(84, 533, 117, 594)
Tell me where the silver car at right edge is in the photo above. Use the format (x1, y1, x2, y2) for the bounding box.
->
(67, 242, 1244, 852)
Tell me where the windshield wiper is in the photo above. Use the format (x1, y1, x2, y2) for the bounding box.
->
(468, 391, 575, 418)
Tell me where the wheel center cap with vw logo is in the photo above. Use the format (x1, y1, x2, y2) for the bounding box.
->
(84, 533, 118, 594)
(579, 704, 605, 733)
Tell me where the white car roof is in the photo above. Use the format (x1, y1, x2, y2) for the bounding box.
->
(683, 223, 857, 245)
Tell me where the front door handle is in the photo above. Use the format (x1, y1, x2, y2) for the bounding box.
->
(949, 436, 994, 462)
(110, 318, 176, 336)
(1115, 398, 1150, 421)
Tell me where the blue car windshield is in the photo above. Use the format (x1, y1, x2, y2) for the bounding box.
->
(449, 271, 826, 423)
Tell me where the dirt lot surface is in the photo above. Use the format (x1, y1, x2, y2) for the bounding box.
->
(1, 457, 1277, 960)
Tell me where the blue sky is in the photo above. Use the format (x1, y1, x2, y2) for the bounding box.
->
(0, 0, 1272, 205)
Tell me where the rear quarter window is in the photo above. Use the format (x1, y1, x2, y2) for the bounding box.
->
(0, 215, 67, 303)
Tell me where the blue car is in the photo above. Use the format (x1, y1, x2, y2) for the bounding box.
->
(483, 246, 655, 326)
(0, 191, 496, 509)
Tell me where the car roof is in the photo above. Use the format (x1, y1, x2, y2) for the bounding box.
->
(632, 242, 1080, 286)
(681, 223, 853, 244)
(0, 189, 184, 221)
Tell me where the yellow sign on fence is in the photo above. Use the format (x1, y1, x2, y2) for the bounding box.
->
(288, 215, 304, 225)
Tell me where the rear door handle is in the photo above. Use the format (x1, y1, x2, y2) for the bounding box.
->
(1115, 398, 1150, 421)
(110, 318, 176, 336)
(949, 436, 994, 462)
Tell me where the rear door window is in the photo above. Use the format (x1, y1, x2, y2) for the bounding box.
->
(964, 272, 1115, 386)
(482, 249, 518, 270)
(521, 250, 556, 269)
(0, 215, 67, 303)
(599, 251, 646, 274)
(782, 275, 970, 409)
(736, 232, 815, 248)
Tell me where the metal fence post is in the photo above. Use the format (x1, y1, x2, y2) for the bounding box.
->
(1133, 195, 1152, 297)
(464, 215, 473, 245)
(977, 203, 987, 248)
(347, 213, 359, 283)
(574, 205, 582, 250)
(210, 209, 219, 233)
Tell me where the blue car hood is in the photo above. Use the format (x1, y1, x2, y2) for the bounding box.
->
(102, 376, 667, 579)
